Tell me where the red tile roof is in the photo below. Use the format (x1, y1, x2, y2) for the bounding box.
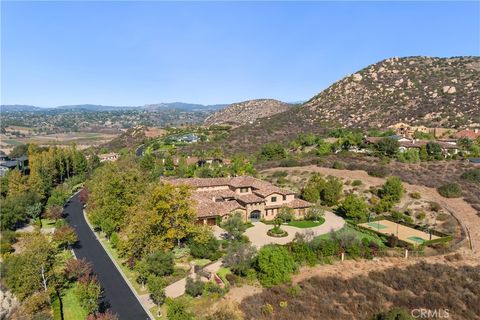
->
(454, 129, 480, 140)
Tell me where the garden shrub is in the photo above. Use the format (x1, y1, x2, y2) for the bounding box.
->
(437, 183, 462, 198)
(367, 166, 390, 178)
(272, 171, 288, 178)
(373, 308, 414, 320)
(280, 158, 299, 167)
(145, 250, 174, 276)
(204, 282, 224, 296)
(110, 232, 119, 249)
(337, 194, 370, 222)
(352, 180, 363, 187)
(379, 176, 404, 202)
(185, 277, 204, 297)
(409, 192, 421, 199)
(256, 245, 297, 287)
(189, 236, 221, 260)
(460, 168, 480, 183)
(225, 273, 237, 286)
(430, 202, 441, 212)
(261, 303, 274, 316)
(166, 298, 194, 320)
(332, 161, 345, 170)
(416, 211, 426, 220)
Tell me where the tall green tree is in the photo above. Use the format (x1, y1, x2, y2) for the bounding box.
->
(375, 138, 400, 157)
(379, 176, 404, 203)
(76, 275, 102, 316)
(119, 183, 197, 261)
(222, 212, 247, 241)
(2, 232, 56, 300)
(337, 194, 370, 222)
(256, 245, 297, 287)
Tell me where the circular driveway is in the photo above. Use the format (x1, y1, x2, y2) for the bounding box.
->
(214, 211, 345, 248)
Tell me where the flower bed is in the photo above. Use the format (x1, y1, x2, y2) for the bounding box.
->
(267, 227, 288, 237)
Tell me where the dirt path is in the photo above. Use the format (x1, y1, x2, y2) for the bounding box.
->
(262, 165, 479, 258)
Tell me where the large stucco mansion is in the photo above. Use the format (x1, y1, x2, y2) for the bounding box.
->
(168, 176, 312, 225)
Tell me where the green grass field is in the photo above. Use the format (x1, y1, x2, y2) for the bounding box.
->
(288, 218, 325, 228)
(60, 285, 88, 320)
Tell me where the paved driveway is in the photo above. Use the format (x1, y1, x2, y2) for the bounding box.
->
(244, 211, 345, 248)
(64, 194, 151, 320)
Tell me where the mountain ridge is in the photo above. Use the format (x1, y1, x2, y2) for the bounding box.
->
(185, 56, 480, 155)
(204, 99, 292, 127)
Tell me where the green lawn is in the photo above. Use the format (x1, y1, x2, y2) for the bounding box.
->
(41, 218, 56, 229)
(288, 218, 325, 228)
(315, 225, 386, 247)
(216, 267, 232, 283)
(192, 258, 211, 267)
(60, 285, 88, 320)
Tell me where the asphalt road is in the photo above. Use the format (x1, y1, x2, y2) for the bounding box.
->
(64, 194, 150, 320)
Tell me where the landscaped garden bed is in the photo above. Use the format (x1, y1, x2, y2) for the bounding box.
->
(267, 227, 288, 237)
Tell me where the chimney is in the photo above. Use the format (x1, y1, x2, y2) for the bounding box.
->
(475, 129, 479, 134)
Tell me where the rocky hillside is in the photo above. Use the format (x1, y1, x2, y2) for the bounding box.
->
(185, 56, 480, 156)
(101, 125, 146, 151)
(203, 99, 291, 127)
(304, 56, 480, 128)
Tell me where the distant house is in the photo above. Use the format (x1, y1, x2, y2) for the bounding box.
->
(167, 176, 312, 225)
(0, 161, 18, 177)
(388, 135, 412, 143)
(364, 137, 459, 156)
(0, 156, 29, 176)
(163, 156, 231, 167)
(397, 140, 459, 155)
(98, 153, 119, 162)
(178, 133, 200, 143)
(388, 123, 431, 139)
(454, 129, 480, 140)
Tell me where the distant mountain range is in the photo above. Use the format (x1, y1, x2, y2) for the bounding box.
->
(0, 102, 227, 113)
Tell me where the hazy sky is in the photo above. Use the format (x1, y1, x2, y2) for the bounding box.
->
(1, 1, 479, 107)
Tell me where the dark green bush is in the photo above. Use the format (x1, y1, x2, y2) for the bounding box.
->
(110, 232, 119, 249)
(279, 158, 299, 167)
(367, 166, 391, 178)
(185, 277, 205, 297)
(437, 183, 462, 198)
(352, 180, 363, 187)
(189, 236, 221, 260)
(409, 192, 421, 199)
(460, 168, 480, 183)
(332, 161, 345, 170)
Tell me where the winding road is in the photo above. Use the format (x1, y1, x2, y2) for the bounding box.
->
(64, 194, 150, 320)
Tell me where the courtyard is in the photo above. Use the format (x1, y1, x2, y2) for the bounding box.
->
(213, 211, 345, 248)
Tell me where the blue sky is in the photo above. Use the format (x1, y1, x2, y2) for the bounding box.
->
(1, 1, 479, 107)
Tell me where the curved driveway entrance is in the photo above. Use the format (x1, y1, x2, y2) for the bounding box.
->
(244, 211, 345, 248)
